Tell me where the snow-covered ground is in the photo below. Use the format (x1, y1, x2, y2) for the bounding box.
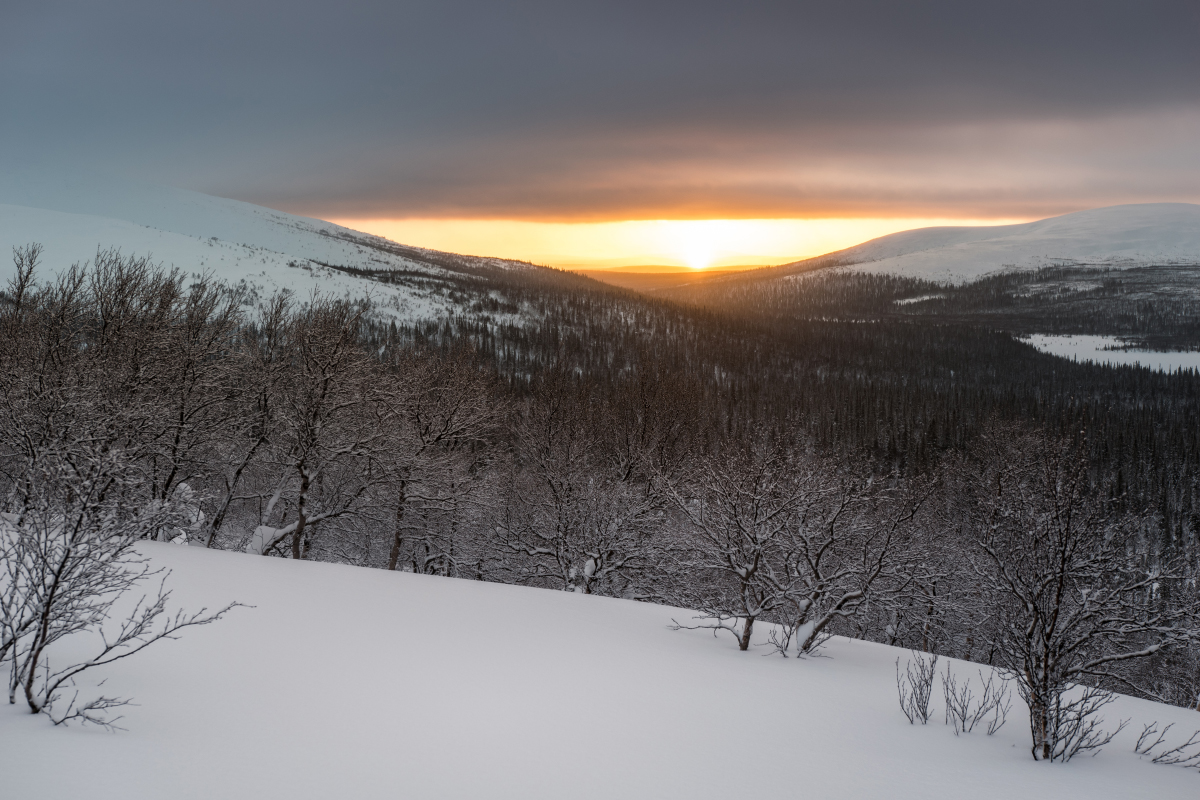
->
(1023, 334, 1200, 373)
(818, 203, 1200, 283)
(0, 168, 527, 325)
(2, 543, 1195, 799)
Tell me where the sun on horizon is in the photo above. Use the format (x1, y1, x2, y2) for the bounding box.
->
(326, 216, 1034, 272)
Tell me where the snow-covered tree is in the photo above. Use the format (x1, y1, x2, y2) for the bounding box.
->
(498, 369, 667, 595)
(668, 436, 924, 654)
(245, 296, 384, 559)
(1, 447, 235, 727)
(968, 430, 1200, 760)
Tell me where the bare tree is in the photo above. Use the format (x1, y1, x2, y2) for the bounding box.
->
(668, 436, 923, 654)
(1, 449, 236, 727)
(244, 296, 383, 558)
(896, 650, 938, 724)
(967, 429, 1200, 760)
(942, 662, 1010, 736)
(0, 248, 240, 727)
(202, 292, 291, 548)
(141, 275, 243, 516)
(778, 472, 929, 656)
(498, 370, 666, 595)
(667, 439, 808, 650)
(375, 345, 501, 574)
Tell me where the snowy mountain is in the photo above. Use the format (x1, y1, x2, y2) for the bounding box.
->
(0, 168, 542, 324)
(2, 542, 1195, 800)
(805, 203, 1200, 283)
(8, 170, 1197, 303)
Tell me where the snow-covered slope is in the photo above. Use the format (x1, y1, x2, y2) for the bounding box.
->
(0, 203, 464, 320)
(1, 543, 1194, 799)
(0, 169, 533, 323)
(816, 203, 1200, 283)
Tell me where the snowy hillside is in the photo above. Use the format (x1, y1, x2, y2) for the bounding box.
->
(1, 543, 1195, 800)
(812, 203, 1200, 283)
(0, 168, 537, 324)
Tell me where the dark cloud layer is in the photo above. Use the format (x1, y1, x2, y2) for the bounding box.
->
(3, 1, 1199, 218)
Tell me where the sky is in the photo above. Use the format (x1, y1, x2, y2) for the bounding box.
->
(3, 1, 1199, 268)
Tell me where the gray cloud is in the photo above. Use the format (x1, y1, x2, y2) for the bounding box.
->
(3, 1, 1199, 218)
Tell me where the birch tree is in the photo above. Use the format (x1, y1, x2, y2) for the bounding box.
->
(668, 440, 806, 650)
(245, 296, 382, 558)
(969, 430, 1200, 760)
(498, 370, 666, 595)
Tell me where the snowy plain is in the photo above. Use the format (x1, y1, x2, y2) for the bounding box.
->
(1024, 334, 1200, 373)
(1, 543, 1196, 800)
(822, 203, 1200, 284)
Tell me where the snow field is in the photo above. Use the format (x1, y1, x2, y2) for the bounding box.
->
(0, 168, 508, 328)
(825, 203, 1200, 283)
(0, 203, 471, 327)
(1, 543, 1195, 799)
(1024, 334, 1200, 373)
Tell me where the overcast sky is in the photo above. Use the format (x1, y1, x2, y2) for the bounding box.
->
(3, 0, 1199, 220)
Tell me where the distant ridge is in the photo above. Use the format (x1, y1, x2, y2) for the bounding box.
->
(569, 264, 768, 274)
(577, 268, 744, 292)
(780, 203, 1200, 284)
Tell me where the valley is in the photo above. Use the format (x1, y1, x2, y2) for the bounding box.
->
(3, 183, 1200, 799)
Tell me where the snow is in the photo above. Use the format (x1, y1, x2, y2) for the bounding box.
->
(1023, 334, 1200, 373)
(894, 293, 945, 305)
(0, 202, 464, 324)
(819, 203, 1200, 284)
(2, 543, 1195, 799)
(794, 619, 817, 650)
(0, 168, 434, 272)
(0, 168, 502, 326)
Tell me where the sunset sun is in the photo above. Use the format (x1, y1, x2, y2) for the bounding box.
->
(661, 220, 737, 270)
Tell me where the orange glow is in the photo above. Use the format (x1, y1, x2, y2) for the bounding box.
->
(326, 217, 1033, 270)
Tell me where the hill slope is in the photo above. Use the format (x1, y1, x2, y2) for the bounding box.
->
(1, 543, 1194, 799)
(810, 203, 1200, 283)
(0, 169, 549, 325)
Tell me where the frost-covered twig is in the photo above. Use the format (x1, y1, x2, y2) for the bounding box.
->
(670, 612, 748, 646)
(896, 651, 938, 724)
(49, 683, 131, 731)
(942, 663, 1010, 735)
(1135, 722, 1200, 770)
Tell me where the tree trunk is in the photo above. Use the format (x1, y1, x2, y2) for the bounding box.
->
(206, 436, 265, 547)
(292, 467, 309, 560)
(739, 616, 755, 651)
(1029, 700, 1049, 760)
(387, 480, 407, 571)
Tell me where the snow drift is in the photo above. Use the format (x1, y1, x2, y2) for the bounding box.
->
(1, 543, 1194, 799)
